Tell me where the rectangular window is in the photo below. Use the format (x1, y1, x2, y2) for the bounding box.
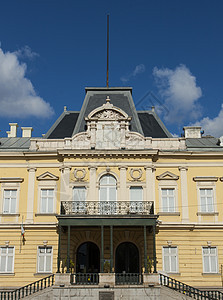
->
(73, 187, 86, 213)
(130, 187, 143, 213)
(3, 190, 17, 214)
(0, 247, 14, 273)
(163, 246, 178, 273)
(37, 246, 52, 273)
(40, 189, 54, 213)
(200, 188, 214, 212)
(203, 247, 218, 273)
(161, 188, 175, 212)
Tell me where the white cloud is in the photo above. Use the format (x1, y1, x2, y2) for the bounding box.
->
(153, 64, 202, 124)
(14, 45, 39, 60)
(192, 104, 223, 137)
(0, 47, 54, 118)
(121, 64, 145, 83)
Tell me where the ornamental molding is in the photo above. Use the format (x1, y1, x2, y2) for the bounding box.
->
(130, 168, 143, 181)
(0, 177, 24, 183)
(37, 171, 59, 181)
(193, 176, 218, 182)
(156, 171, 179, 181)
(86, 96, 130, 121)
(73, 168, 86, 181)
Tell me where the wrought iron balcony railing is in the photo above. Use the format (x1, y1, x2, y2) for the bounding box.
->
(61, 201, 154, 216)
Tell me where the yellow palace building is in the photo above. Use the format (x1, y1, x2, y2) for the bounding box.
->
(0, 87, 223, 298)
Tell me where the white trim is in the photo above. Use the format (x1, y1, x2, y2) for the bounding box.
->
(162, 246, 178, 273)
(196, 181, 217, 222)
(0, 246, 15, 274)
(37, 246, 53, 273)
(0, 182, 21, 216)
(158, 180, 178, 213)
(37, 181, 57, 214)
(202, 246, 218, 273)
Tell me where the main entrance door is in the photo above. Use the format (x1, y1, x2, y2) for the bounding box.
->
(76, 242, 100, 273)
(115, 242, 139, 273)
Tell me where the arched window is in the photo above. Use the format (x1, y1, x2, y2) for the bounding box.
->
(99, 175, 117, 201)
(99, 175, 117, 214)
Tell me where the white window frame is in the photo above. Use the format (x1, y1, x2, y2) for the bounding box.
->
(73, 186, 86, 213)
(0, 246, 15, 273)
(129, 186, 143, 213)
(40, 188, 55, 214)
(158, 180, 178, 213)
(202, 246, 218, 273)
(0, 181, 21, 215)
(38, 181, 57, 214)
(99, 175, 117, 202)
(37, 246, 53, 273)
(162, 246, 178, 273)
(196, 180, 217, 214)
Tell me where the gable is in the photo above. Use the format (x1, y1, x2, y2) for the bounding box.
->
(37, 171, 59, 181)
(156, 171, 179, 180)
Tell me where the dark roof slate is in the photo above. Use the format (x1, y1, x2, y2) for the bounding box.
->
(44, 87, 173, 139)
(137, 111, 172, 138)
(47, 112, 79, 139)
(73, 88, 143, 136)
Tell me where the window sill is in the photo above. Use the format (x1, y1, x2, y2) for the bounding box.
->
(0, 213, 20, 217)
(166, 272, 181, 275)
(35, 213, 56, 216)
(34, 272, 53, 276)
(158, 212, 180, 216)
(197, 212, 219, 216)
(0, 273, 15, 276)
(202, 272, 220, 275)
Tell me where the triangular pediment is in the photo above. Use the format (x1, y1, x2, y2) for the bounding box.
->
(156, 171, 179, 180)
(37, 171, 59, 181)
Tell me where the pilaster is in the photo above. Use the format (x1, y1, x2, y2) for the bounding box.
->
(26, 167, 36, 223)
(179, 166, 189, 223)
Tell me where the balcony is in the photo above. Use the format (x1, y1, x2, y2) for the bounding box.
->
(60, 201, 154, 216)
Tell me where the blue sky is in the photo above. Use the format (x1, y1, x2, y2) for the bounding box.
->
(0, 0, 223, 137)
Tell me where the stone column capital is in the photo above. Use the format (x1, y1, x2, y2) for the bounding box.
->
(118, 165, 128, 170)
(144, 165, 156, 171)
(178, 166, 188, 171)
(27, 167, 37, 172)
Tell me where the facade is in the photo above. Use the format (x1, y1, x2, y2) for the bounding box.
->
(0, 87, 223, 291)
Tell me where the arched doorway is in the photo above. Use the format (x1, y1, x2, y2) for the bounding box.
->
(76, 242, 100, 273)
(115, 242, 140, 273)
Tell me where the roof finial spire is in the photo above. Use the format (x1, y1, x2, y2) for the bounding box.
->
(106, 14, 109, 88)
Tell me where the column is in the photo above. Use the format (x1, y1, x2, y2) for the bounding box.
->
(110, 226, 113, 272)
(119, 166, 127, 201)
(60, 166, 71, 203)
(179, 167, 189, 223)
(145, 166, 156, 213)
(144, 226, 148, 273)
(57, 224, 61, 273)
(26, 167, 36, 223)
(88, 166, 97, 201)
(153, 224, 157, 273)
(101, 225, 104, 272)
(66, 225, 70, 273)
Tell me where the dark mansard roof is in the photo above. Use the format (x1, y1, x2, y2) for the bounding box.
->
(44, 87, 172, 139)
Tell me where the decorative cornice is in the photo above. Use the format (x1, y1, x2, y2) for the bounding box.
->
(0, 178, 24, 183)
(193, 176, 218, 182)
(37, 171, 59, 181)
(156, 171, 179, 181)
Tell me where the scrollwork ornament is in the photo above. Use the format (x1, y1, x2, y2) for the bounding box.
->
(73, 168, 86, 181)
(130, 168, 143, 181)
